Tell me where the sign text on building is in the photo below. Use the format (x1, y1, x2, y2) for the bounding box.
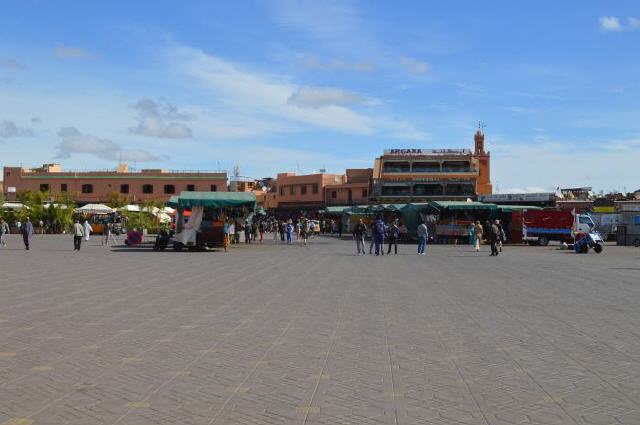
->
(384, 149, 470, 155)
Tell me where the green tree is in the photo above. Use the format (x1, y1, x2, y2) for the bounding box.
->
(106, 192, 129, 209)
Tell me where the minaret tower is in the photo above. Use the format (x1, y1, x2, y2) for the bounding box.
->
(473, 123, 492, 195)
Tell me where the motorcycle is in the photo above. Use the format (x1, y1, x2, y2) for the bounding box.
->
(153, 229, 173, 251)
(574, 232, 604, 254)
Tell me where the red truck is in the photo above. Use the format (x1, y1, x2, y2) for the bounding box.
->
(522, 210, 595, 246)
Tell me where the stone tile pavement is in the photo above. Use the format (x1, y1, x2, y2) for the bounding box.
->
(1, 234, 640, 424)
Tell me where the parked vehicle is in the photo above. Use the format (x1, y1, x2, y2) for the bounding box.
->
(616, 210, 640, 247)
(523, 210, 595, 246)
(574, 232, 604, 253)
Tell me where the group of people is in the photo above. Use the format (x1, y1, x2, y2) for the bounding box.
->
(352, 216, 430, 256)
(0, 216, 96, 251)
(470, 219, 506, 256)
(0, 216, 35, 250)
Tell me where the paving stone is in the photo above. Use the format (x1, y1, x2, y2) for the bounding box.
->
(1, 235, 640, 424)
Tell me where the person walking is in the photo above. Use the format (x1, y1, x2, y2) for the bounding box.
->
(387, 219, 400, 255)
(368, 223, 375, 255)
(73, 220, 84, 251)
(489, 219, 500, 256)
(496, 219, 505, 252)
(0, 218, 9, 247)
(244, 221, 251, 244)
(353, 219, 366, 255)
(417, 221, 428, 255)
(21, 217, 34, 250)
(469, 222, 476, 246)
(252, 221, 259, 243)
(301, 219, 310, 245)
(223, 219, 230, 252)
(373, 216, 386, 256)
(83, 219, 93, 242)
(474, 221, 483, 252)
(259, 221, 265, 243)
(285, 220, 294, 244)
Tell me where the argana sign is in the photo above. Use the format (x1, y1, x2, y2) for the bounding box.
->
(384, 149, 470, 155)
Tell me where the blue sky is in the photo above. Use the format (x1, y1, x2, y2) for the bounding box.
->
(1, 0, 639, 193)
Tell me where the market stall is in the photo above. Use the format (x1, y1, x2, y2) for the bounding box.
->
(169, 192, 256, 251)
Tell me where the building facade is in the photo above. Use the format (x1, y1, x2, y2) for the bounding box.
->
(324, 168, 372, 206)
(3, 163, 227, 204)
(268, 172, 346, 210)
(370, 130, 492, 202)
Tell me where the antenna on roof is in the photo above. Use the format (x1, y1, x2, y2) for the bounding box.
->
(478, 121, 486, 132)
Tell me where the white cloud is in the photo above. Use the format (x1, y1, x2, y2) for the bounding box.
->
(599, 16, 622, 31)
(56, 127, 160, 162)
(491, 138, 640, 192)
(54, 43, 92, 59)
(628, 17, 640, 29)
(599, 16, 640, 32)
(302, 56, 374, 72)
(0, 120, 34, 138)
(0, 58, 27, 70)
(129, 98, 193, 139)
(271, 0, 361, 41)
(455, 82, 488, 96)
(496, 186, 549, 194)
(501, 106, 538, 114)
(400, 56, 430, 74)
(171, 45, 426, 139)
(288, 86, 367, 108)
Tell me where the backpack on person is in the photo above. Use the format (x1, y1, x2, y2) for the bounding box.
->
(374, 220, 385, 236)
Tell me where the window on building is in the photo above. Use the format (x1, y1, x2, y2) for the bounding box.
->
(383, 161, 411, 173)
(312, 183, 318, 194)
(39, 183, 49, 192)
(279, 186, 285, 196)
(331, 191, 337, 199)
(290, 186, 295, 196)
(81, 184, 93, 194)
(61, 183, 68, 192)
(445, 183, 474, 196)
(381, 185, 411, 196)
(120, 184, 129, 194)
(362, 189, 368, 198)
(210, 184, 217, 192)
(412, 162, 441, 173)
(142, 184, 154, 194)
(414, 184, 443, 196)
(164, 184, 175, 194)
(301, 185, 307, 195)
(442, 161, 471, 173)
(187, 184, 195, 191)
(6, 171, 10, 177)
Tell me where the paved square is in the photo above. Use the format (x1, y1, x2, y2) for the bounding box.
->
(1, 234, 640, 425)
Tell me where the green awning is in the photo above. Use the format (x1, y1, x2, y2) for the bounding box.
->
(166, 196, 179, 207)
(429, 201, 497, 210)
(324, 206, 349, 213)
(174, 192, 256, 208)
(497, 205, 542, 212)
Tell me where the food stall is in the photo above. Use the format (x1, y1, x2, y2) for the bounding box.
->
(169, 192, 256, 251)
(401, 201, 497, 243)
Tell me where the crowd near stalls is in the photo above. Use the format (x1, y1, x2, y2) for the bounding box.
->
(320, 201, 549, 245)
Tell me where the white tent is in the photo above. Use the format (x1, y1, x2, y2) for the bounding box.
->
(75, 204, 114, 214)
(157, 212, 172, 223)
(118, 204, 141, 212)
(1, 202, 27, 210)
